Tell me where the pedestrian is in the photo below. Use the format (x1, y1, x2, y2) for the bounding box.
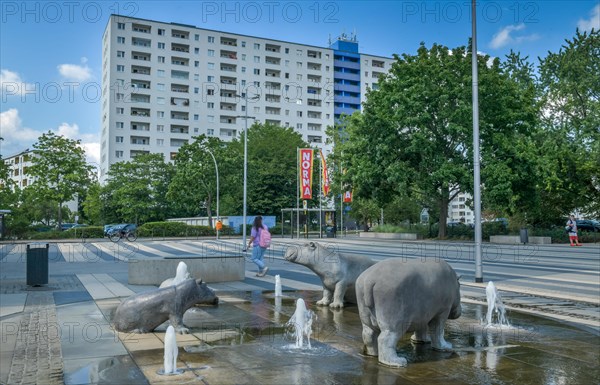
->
(248, 216, 269, 276)
(566, 215, 582, 246)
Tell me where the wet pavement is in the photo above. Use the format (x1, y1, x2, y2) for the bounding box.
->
(80, 291, 599, 385)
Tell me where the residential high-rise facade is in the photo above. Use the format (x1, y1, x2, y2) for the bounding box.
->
(100, 15, 394, 178)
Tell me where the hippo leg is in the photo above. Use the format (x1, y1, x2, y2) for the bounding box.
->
(169, 314, 190, 334)
(329, 281, 346, 308)
(429, 315, 452, 351)
(377, 330, 407, 367)
(361, 325, 379, 356)
(316, 288, 333, 306)
(410, 327, 431, 344)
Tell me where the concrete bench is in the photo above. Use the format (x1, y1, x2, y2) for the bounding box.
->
(128, 255, 245, 285)
(489, 235, 552, 245)
(359, 232, 422, 240)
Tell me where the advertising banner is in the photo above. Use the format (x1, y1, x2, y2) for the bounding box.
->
(299, 149, 314, 199)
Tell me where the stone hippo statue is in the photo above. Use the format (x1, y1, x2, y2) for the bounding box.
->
(159, 261, 191, 288)
(112, 278, 218, 334)
(284, 242, 376, 308)
(355, 258, 461, 367)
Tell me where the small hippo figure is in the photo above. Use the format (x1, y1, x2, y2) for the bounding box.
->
(355, 258, 462, 367)
(284, 242, 376, 308)
(113, 278, 218, 334)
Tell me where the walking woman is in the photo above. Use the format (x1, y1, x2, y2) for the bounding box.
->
(248, 216, 270, 276)
(566, 215, 582, 246)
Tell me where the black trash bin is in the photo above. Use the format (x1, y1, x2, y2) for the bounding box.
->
(325, 226, 336, 238)
(520, 228, 529, 244)
(27, 243, 49, 286)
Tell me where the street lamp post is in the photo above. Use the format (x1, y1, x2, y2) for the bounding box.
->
(235, 93, 258, 251)
(205, 148, 219, 240)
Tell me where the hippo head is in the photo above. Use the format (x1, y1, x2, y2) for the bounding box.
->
(192, 278, 219, 305)
(284, 242, 336, 267)
(448, 274, 462, 319)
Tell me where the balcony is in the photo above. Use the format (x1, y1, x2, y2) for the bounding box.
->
(220, 50, 237, 60)
(220, 37, 237, 47)
(265, 119, 281, 125)
(372, 71, 385, 79)
(220, 90, 236, 98)
(372, 60, 385, 68)
(130, 136, 150, 145)
(171, 57, 189, 66)
(307, 62, 322, 71)
(171, 84, 189, 93)
(171, 111, 189, 120)
(171, 43, 189, 53)
(265, 44, 281, 53)
(170, 125, 189, 134)
(132, 23, 151, 33)
(307, 50, 321, 59)
(171, 97, 189, 106)
(265, 56, 280, 65)
(265, 81, 281, 91)
(307, 135, 322, 143)
(265, 69, 280, 78)
(132, 37, 151, 47)
(307, 74, 322, 83)
(307, 111, 322, 119)
(130, 93, 150, 103)
(308, 124, 322, 131)
(220, 64, 236, 72)
(265, 107, 281, 115)
(265, 95, 281, 103)
(131, 80, 150, 90)
(131, 51, 151, 61)
(130, 108, 150, 117)
(220, 102, 236, 111)
(131, 150, 150, 157)
(171, 70, 189, 80)
(220, 116, 237, 124)
(307, 100, 322, 107)
(131, 65, 151, 75)
(219, 128, 237, 137)
(170, 138, 188, 147)
(171, 29, 189, 39)
(130, 122, 150, 131)
(220, 76, 237, 85)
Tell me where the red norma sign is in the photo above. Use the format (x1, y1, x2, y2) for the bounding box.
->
(299, 149, 314, 199)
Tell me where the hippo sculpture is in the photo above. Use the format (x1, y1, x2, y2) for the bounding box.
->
(355, 258, 462, 367)
(284, 242, 376, 308)
(112, 278, 218, 334)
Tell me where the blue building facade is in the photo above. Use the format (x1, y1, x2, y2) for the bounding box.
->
(330, 36, 362, 121)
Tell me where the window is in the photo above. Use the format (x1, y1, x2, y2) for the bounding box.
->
(296, 74, 302, 81)
(296, 123, 303, 129)
(157, 125, 164, 132)
(254, 106, 260, 113)
(208, 115, 215, 122)
(194, 87, 199, 94)
(241, 67, 246, 73)
(194, 74, 199, 81)
(207, 128, 214, 135)
(194, 127, 199, 133)
(116, 65, 124, 72)
(297, 111, 303, 117)
(158, 56, 165, 63)
(285, 73, 289, 79)
(208, 49, 215, 57)
(194, 114, 199, 120)
(117, 51, 125, 57)
(285, 60, 289, 67)
(117, 36, 125, 44)
(194, 47, 199, 54)
(117, 22, 125, 30)
(253, 68, 260, 75)
(195, 34, 199, 41)
(157, 139, 164, 146)
(242, 54, 247, 61)
(115, 150, 124, 158)
(116, 136, 123, 143)
(254, 81, 260, 86)
(241, 80, 246, 86)
(157, 83, 165, 91)
(116, 122, 124, 128)
(207, 102, 214, 109)
(254, 56, 260, 63)
(116, 93, 124, 101)
(157, 70, 165, 77)
(208, 36, 215, 43)
(157, 97, 165, 104)
(254, 43, 260, 49)
(206, 89, 215, 96)
(296, 49, 302, 56)
(116, 107, 124, 114)
(208, 63, 215, 69)
(157, 111, 164, 118)
(285, 48, 289, 54)
(297, 62, 302, 68)
(241, 41, 246, 47)
(158, 42, 165, 49)
(195, 61, 199, 67)
(207, 75, 214, 82)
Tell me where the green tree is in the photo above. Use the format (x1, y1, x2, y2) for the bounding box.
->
(82, 181, 102, 225)
(337, 43, 537, 237)
(538, 29, 600, 218)
(103, 153, 174, 223)
(27, 132, 92, 228)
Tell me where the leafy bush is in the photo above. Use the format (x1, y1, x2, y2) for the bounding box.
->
(137, 221, 216, 238)
(26, 226, 104, 239)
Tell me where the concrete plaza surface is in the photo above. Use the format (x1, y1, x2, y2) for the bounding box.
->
(0, 238, 598, 385)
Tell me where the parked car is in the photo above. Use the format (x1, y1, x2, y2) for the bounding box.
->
(59, 223, 76, 231)
(576, 219, 600, 232)
(105, 223, 137, 237)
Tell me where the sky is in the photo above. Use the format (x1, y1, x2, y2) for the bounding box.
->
(1, 0, 598, 164)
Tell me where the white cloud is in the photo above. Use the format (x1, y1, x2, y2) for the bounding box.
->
(0, 69, 37, 97)
(0, 108, 100, 164)
(489, 24, 540, 49)
(57, 60, 92, 82)
(578, 4, 600, 32)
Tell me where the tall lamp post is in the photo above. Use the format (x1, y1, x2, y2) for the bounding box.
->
(235, 93, 259, 251)
(205, 148, 220, 240)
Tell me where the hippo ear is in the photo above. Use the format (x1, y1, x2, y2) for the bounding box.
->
(457, 275, 462, 282)
(309, 242, 316, 249)
(195, 278, 203, 285)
